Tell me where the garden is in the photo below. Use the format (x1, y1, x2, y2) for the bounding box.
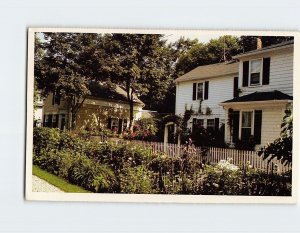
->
(32, 127, 292, 196)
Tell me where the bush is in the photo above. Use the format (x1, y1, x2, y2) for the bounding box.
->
(119, 165, 154, 194)
(33, 127, 61, 155)
(197, 160, 291, 196)
(32, 127, 292, 195)
(123, 118, 158, 141)
(68, 155, 117, 193)
(234, 136, 256, 151)
(191, 125, 227, 148)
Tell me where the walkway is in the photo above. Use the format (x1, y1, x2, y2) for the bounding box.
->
(32, 175, 64, 193)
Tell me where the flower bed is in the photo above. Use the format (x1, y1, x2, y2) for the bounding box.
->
(32, 127, 292, 195)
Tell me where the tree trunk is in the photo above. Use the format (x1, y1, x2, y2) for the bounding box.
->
(128, 99, 134, 132)
(71, 110, 77, 130)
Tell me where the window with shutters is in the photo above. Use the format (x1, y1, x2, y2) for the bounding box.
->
(52, 92, 61, 105)
(110, 118, 119, 132)
(240, 111, 254, 141)
(197, 83, 204, 100)
(195, 119, 204, 127)
(249, 59, 262, 86)
(207, 119, 215, 131)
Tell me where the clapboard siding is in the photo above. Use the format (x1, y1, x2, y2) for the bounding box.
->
(261, 108, 284, 146)
(175, 75, 236, 128)
(239, 50, 293, 96)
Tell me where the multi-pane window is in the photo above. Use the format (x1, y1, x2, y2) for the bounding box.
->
(249, 59, 262, 85)
(241, 111, 253, 141)
(52, 91, 61, 105)
(197, 119, 204, 128)
(197, 83, 204, 100)
(207, 119, 215, 131)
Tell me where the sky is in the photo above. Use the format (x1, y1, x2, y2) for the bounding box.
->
(163, 33, 222, 43)
(36, 32, 224, 44)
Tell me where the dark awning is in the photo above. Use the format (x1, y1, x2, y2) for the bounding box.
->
(222, 90, 293, 104)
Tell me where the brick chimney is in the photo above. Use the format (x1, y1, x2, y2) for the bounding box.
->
(257, 36, 262, 50)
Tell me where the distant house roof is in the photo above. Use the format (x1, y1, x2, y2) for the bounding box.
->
(175, 62, 239, 83)
(88, 82, 144, 106)
(233, 40, 294, 59)
(221, 90, 293, 104)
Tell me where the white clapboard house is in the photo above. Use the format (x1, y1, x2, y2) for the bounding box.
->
(175, 62, 239, 132)
(175, 40, 293, 148)
(220, 40, 293, 148)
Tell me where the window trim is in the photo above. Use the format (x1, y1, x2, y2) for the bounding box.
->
(239, 110, 254, 140)
(196, 82, 204, 100)
(248, 58, 263, 87)
(206, 118, 215, 131)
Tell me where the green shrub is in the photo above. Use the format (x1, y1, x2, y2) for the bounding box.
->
(33, 127, 61, 155)
(32, 127, 292, 195)
(68, 155, 117, 193)
(123, 118, 158, 141)
(119, 165, 154, 194)
(33, 149, 61, 175)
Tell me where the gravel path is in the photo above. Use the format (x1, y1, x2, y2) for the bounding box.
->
(32, 175, 64, 193)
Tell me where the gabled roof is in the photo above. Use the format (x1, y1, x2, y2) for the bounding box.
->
(88, 82, 144, 106)
(233, 40, 294, 59)
(221, 90, 293, 104)
(175, 61, 239, 83)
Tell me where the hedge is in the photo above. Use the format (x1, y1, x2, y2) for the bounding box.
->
(33, 127, 292, 195)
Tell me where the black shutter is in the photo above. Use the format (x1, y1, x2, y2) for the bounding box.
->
(118, 119, 123, 134)
(242, 61, 249, 87)
(43, 114, 46, 127)
(192, 83, 197, 100)
(204, 81, 209, 100)
(262, 57, 270, 85)
(254, 110, 262, 144)
(232, 111, 240, 143)
(48, 114, 53, 128)
(56, 114, 59, 128)
(57, 94, 61, 105)
(107, 117, 112, 130)
(52, 92, 55, 105)
(192, 118, 197, 132)
(214, 118, 219, 131)
(233, 77, 239, 98)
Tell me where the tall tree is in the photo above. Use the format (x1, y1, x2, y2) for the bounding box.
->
(107, 34, 171, 130)
(239, 36, 294, 52)
(175, 36, 241, 75)
(34, 33, 112, 129)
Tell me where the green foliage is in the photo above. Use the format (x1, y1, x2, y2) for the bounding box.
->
(191, 125, 226, 148)
(68, 155, 117, 192)
(175, 36, 241, 75)
(119, 165, 154, 194)
(234, 136, 256, 151)
(33, 127, 61, 155)
(123, 118, 158, 141)
(199, 164, 291, 196)
(33, 127, 291, 195)
(239, 36, 293, 52)
(258, 113, 293, 165)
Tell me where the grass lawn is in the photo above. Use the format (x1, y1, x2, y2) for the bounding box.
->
(32, 165, 91, 193)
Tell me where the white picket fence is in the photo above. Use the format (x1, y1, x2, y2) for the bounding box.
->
(97, 137, 291, 173)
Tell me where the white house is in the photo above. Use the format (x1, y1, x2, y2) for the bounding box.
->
(220, 40, 293, 148)
(175, 62, 239, 132)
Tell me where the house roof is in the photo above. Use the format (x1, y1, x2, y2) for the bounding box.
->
(88, 82, 144, 106)
(175, 62, 239, 83)
(222, 90, 293, 104)
(233, 40, 294, 59)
